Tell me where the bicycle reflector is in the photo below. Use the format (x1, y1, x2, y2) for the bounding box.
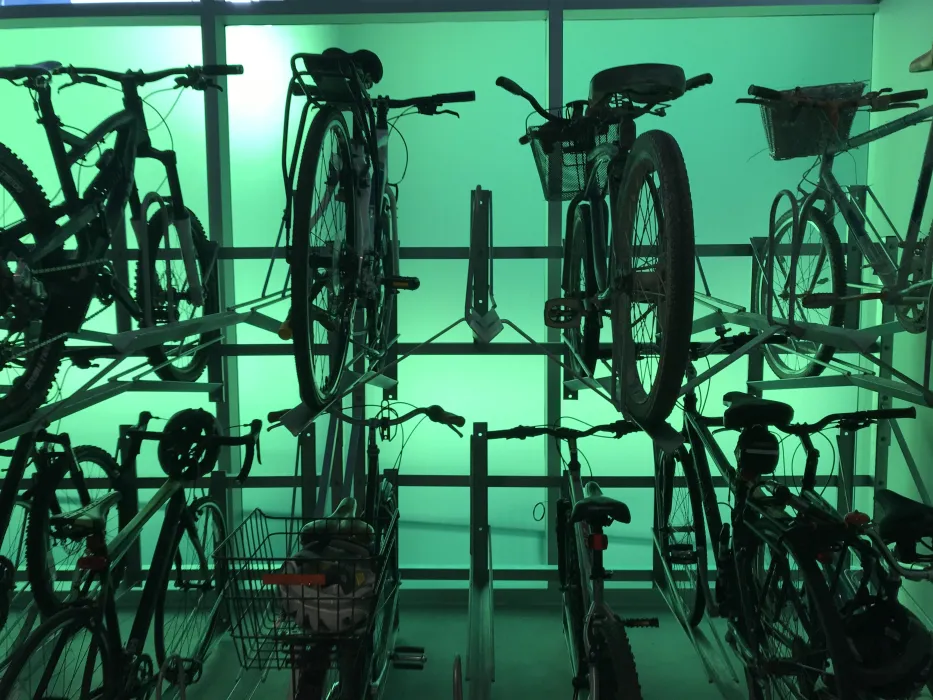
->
(587, 533, 608, 551)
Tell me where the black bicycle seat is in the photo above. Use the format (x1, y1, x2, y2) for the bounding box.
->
(321, 48, 383, 84)
(300, 497, 374, 544)
(571, 493, 631, 527)
(874, 489, 933, 543)
(722, 391, 794, 429)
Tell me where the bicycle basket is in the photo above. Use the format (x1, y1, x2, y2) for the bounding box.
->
(215, 509, 384, 671)
(528, 121, 620, 202)
(759, 82, 866, 160)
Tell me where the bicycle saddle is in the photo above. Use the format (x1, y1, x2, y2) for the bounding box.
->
(722, 391, 794, 430)
(0, 61, 62, 81)
(911, 47, 933, 73)
(300, 496, 374, 545)
(571, 482, 631, 527)
(874, 489, 933, 543)
(321, 48, 384, 84)
(589, 63, 686, 105)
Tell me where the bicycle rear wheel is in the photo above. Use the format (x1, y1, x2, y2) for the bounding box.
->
(566, 202, 600, 377)
(751, 206, 844, 379)
(26, 445, 128, 618)
(654, 448, 706, 628)
(135, 203, 220, 382)
(0, 142, 68, 430)
(291, 106, 356, 413)
(0, 606, 114, 699)
(0, 500, 36, 669)
(593, 614, 643, 700)
(610, 130, 695, 428)
(154, 496, 227, 686)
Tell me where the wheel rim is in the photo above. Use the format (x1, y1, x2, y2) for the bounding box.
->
(760, 216, 837, 377)
(614, 166, 665, 410)
(0, 504, 32, 666)
(657, 454, 702, 623)
(303, 120, 352, 401)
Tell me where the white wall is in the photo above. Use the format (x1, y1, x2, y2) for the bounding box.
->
(869, 0, 933, 613)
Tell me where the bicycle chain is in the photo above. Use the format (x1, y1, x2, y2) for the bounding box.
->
(3, 257, 113, 361)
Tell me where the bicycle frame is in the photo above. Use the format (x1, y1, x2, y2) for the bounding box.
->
(556, 439, 617, 690)
(0, 74, 204, 313)
(819, 104, 933, 296)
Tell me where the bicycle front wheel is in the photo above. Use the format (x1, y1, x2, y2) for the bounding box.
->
(655, 448, 706, 628)
(610, 130, 695, 428)
(751, 206, 845, 379)
(566, 202, 600, 377)
(0, 606, 114, 700)
(154, 496, 227, 686)
(0, 500, 36, 668)
(365, 194, 399, 375)
(291, 106, 356, 413)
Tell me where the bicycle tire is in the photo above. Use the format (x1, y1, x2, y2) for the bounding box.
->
(366, 196, 398, 375)
(154, 496, 227, 686)
(0, 605, 115, 699)
(751, 206, 845, 379)
(566, 202, 600, 377)
(0, 142, 68, 431)
(655, 448, 706, 628)
(0, 501, 37, 669)
(594, 614, 643, 700)
(26, 444, 128, 619)
(292, 106, 356, 413)
(610, 130, 695, 428)
(135, 203, 220, 382)
(557, 502, 587, 674)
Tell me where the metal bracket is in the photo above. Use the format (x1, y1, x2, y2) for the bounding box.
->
(466, 186, 502, 344)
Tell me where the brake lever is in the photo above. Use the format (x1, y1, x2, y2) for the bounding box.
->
(418, 104, 459, 118)
(446, 423, 464, 438)
(58, 75, 105, 93)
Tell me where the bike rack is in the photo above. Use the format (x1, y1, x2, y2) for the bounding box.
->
(0, 293, 287, 445)
(465, 423, 495, 700)
(466, 187, 503, 344)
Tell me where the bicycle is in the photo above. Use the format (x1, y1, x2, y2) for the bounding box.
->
(738, 49, 933, 379)
(0, 61, 243, 429)
(223, 402, 465, 700)
(496, 65, 712, 428)
(486, 418, 647, 700)
(655, 334, 933, 699)
(0, 425, 128, 670)
(0, 409, 262, 698)
(276, 48, 475, 415)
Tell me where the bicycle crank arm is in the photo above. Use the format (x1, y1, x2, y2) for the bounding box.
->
(383, 276, 420, 291)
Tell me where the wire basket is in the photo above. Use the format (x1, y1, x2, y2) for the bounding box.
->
(216, 509, 389, 671)
(759, 82, 866, 160)
(529, 121, 620, 202)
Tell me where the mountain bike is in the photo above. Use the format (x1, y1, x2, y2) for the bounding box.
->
(0, 409, 262, 698)
(0, 427, 127, 670)
(486, 419, 647, 700)
(277, 48, 475, 415)
(224, 402, 465, 699)
(0, 61, 243, 430)
(738, 49, 933, 379)
(656, 335, 933, 699)
(497, 65, 712, 428)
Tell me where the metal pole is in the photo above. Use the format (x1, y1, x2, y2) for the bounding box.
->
(201, 0, 241, 528)
(117, 425, 142, 587)
(299, 424, 317, 521)
(873, 237, 899, 494)
(545, 0, 565, 589)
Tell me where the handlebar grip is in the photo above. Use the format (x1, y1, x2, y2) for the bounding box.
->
(202, 64, 244, 76)
(496, 76, 524, 97)
(748, 85, 784, 100)
(685, 73, 713, 91)
(862, 407, 917, 421)
(888, 89, 929, 103)
(434, 90, 476, 104)
(425, 405, 466, 428)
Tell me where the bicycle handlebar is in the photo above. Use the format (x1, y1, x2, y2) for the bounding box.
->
(64, 63, 244, 86)
(743, 84, 929, 112)
(783, 407, 916, 436)
(486, 419, 640, 441)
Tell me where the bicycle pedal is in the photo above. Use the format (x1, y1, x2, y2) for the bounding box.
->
(392, 645, 427, 669)
(622, 617, 660, 628)
(544, 296, 584, 329)
(384, 275, 420, 291)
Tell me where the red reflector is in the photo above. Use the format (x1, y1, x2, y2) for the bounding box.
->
(261, 573, 326, 587)
(587, 533, 608, 551)
(816, 551, 833, 564)
(77, 556, 108, 571)
(844, 511, 870, 527)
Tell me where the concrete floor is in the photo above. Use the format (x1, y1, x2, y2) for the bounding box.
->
(191, 606, 738, 700)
